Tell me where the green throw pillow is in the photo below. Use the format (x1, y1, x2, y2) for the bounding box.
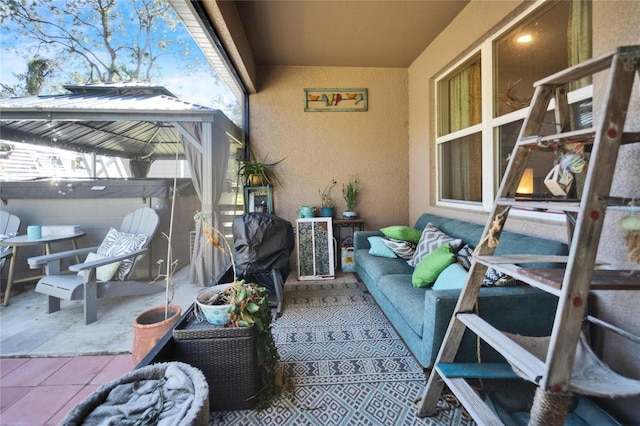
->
(380, 225, 422, 244)
(368, 236, 397, 258)
(412, 243, 455, 288)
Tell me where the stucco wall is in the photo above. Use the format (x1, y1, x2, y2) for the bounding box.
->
(407, 0, 640, 422)
(249, 65, 409, 231)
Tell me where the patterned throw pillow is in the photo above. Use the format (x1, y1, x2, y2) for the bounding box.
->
(97, 227, 122, 256)
(408, 223, 462, 268)
(382, 237, 416, 259)
(456, 244, 474, 270)
(482, 269, 518, 287)
(454, 243, 518, 286)
(104, 232, 148, 280)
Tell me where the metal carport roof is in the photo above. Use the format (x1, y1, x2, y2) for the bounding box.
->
(0, 82, 242, 160)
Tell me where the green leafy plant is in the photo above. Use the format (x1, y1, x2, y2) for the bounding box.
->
(319, 178, 337, 208)
(238, 149, 285, 187)
(225, 281, 282, 409)
(343, 175, 360, 211)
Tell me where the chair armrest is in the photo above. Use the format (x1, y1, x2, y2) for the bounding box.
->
(28, 246, 99, 269)
(69, 248, 148, 272)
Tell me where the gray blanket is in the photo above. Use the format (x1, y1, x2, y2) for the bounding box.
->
(61, 362, 208, 426)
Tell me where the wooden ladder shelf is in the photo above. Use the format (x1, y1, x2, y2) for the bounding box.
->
(417, 45, 640, 425)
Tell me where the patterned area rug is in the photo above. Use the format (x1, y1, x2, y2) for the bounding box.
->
(210, 279, 476, 425)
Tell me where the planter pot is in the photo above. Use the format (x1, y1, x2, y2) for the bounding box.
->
(298, 206, 315, 218)
(195, 284, 233, 325)
(132, 305, 182, 365)
(343, 211, 358, 219)
(320, 207, 334, 218)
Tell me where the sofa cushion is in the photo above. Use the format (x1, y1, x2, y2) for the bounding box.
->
(408, 223, 462, 267)
(378, 274, 425, 338)
(383, 238, 416, 259)
(368, 236, 397, 258)
(355, 250, 414, 286)
(380, 225, 422, 244)
(433, 263, 468, 290)
(412, 243, 456, 288)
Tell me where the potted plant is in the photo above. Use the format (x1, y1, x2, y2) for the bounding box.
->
(342, 175, 360, 219)
(132, 173, 183, 365)
(319, 178, 337, 217)
(238, 148, 285, 187)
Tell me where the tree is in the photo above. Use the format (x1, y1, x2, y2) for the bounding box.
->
(0, 0, 195, 94)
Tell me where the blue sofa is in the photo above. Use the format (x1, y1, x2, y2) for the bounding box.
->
(354, 213, 568, 369)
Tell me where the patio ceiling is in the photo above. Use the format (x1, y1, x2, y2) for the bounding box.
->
(0, 83, 239, 160)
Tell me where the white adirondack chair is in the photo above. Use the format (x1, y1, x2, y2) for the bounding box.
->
(0, 210, 21, 271)
(30, 207, 164, 325)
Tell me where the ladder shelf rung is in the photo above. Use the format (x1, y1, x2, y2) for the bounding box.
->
(433, 375, 505, 424)
(518, 130, 639, 149)
(498, 198, 581, 213)
(456, 313, 545, 383)
(517, 268, 640, 291)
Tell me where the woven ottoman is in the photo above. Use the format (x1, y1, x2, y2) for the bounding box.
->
(172, 315, 260, 411)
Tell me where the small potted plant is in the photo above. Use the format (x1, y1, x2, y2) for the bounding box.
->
(238, 148, 285, 187)
(319, 179, 337, 217)
(342, 175, 360, 219)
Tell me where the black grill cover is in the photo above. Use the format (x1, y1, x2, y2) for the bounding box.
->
(232, 213, 294, 288)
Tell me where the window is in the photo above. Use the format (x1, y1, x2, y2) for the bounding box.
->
(437, 56, 483, 203)
(436, 0, 592, 207)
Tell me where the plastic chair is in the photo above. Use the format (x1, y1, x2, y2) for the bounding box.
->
(30, 207, 162, 325)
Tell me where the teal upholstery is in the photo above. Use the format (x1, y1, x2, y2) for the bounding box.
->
(354, 213, 568, 368)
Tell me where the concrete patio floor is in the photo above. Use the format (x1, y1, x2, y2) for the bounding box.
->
(0, 265, 202, 358)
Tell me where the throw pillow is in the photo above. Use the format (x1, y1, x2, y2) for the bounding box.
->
(456, 243, 474, 270)
(482, 269, 518, 287)
(97, 227, 122, 256)
(368, 236, 397, 258)
(105, 232, 148, 280)
(382, 237, 416, 259)
(454, 243, 518, 287)
(432, 262, 469, 290)
(408, 223, 462, 268)
(82, 252, 121, 282)
(380, 226, 422, 244)
(412, 243, 456, 288)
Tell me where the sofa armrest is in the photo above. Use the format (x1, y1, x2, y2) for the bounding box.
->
(354, 230, 384, 251)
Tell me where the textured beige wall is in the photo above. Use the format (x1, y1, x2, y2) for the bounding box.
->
(249, 65, 409, 231)
(407, 1, 640, 422)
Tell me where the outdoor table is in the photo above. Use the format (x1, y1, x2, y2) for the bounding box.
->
(0, 232, 85, 305)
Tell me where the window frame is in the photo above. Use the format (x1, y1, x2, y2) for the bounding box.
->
(435, 0, 593, 219)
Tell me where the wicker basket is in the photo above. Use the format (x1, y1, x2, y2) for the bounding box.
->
(173, 316, 259, 411)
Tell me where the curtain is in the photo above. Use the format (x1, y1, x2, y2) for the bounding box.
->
(178, 120, 231, 286)
(569, 0, 592, 90)
(446, 62, 482, 201)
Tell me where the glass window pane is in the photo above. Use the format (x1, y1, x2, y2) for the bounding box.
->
(497, 98, 592, 195)
(439, 133, 482, 202)
(438, 56, 481, 136)
(494, 0, 592, 117)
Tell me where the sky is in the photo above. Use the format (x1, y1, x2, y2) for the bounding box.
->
(0, 0, 238, 118)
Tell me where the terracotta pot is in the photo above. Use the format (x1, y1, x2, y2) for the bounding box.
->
(132, 304, 182, 365)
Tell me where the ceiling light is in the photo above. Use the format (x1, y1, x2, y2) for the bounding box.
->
(517, 34, 533, 43)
